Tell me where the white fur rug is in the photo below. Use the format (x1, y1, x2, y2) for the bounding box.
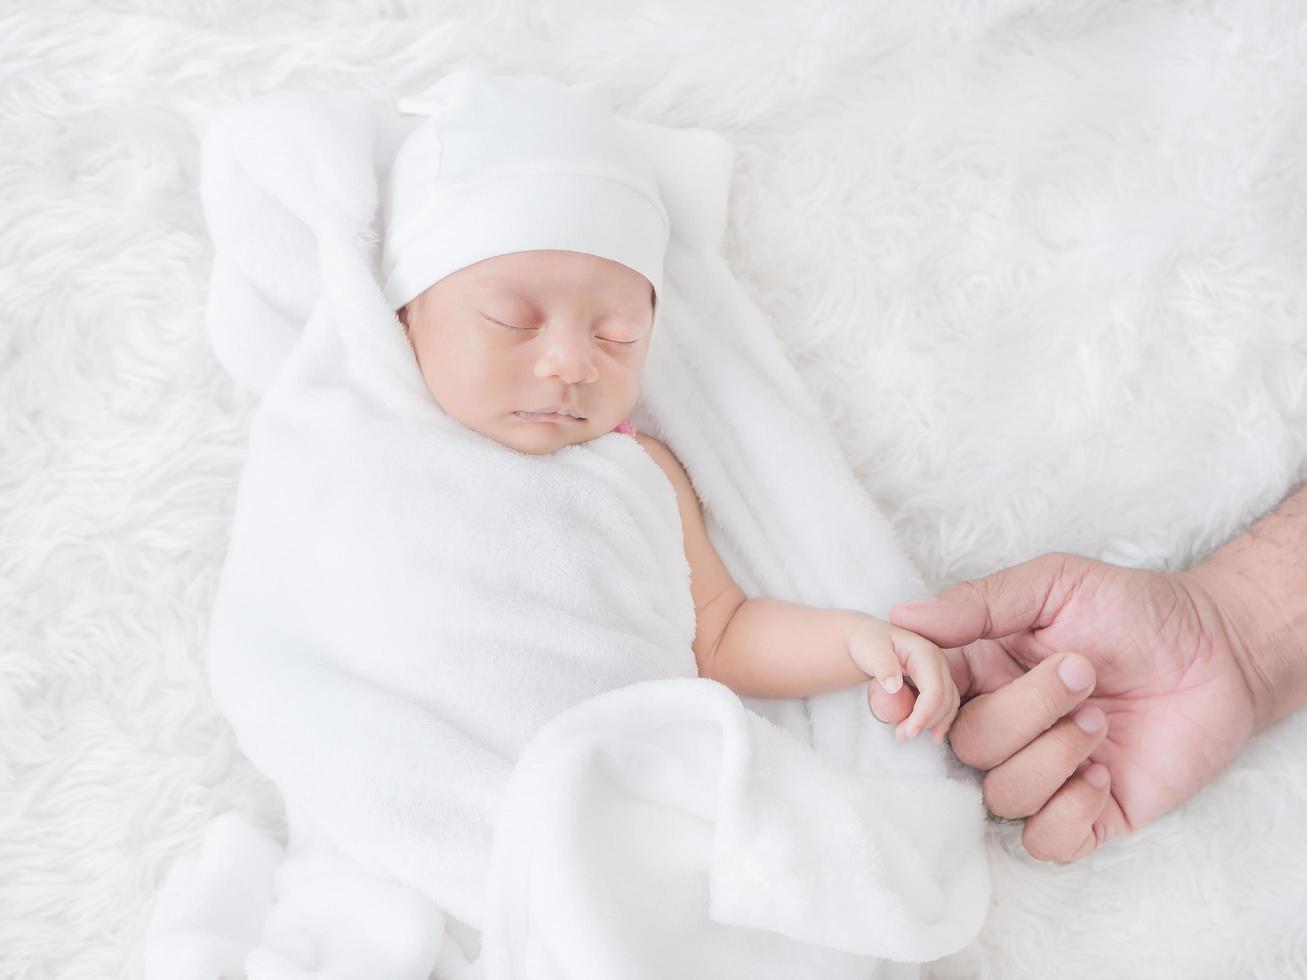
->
(3, 1, 1306, 978)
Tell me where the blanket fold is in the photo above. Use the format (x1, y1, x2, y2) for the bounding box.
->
(144, 80, 991, 980)
(480, 677, 990, 977)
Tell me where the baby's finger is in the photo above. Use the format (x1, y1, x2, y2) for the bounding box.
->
(928, 677, 961, 729)
(898, 689, 943, 741)
(849, 625, 905, 694)
(892, 632, 949, 740)
(929, 690, 961, 744)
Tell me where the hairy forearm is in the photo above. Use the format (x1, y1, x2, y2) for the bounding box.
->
(1180, 482, 1307, 733)
(701, 596, 872, 699)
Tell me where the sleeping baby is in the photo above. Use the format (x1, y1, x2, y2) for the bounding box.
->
(163, 72, 989, 980)
(383, 70, 959, 745)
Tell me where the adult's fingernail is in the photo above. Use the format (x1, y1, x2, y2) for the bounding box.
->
(869, 700, 889, 724)
(1084, 765, 1109, 788)
(1058, 654, 1094, 692)
(1073, 705, 1105, 732)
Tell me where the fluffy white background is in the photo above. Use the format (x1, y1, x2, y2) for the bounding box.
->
(2, 1, 1306, 977)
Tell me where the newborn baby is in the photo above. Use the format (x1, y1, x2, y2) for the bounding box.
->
(397, 245, 960, 744)
(175, 76, 990, 980)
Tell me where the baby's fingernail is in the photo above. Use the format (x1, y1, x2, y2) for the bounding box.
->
(882, 675, 902, 694)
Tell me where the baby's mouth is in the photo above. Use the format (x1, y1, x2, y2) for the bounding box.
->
(514, 410, 587, 423)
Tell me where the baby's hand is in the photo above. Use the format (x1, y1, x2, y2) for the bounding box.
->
(846, 615, 960, 744)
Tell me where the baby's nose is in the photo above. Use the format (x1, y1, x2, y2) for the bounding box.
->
(537, 335, 598, 384)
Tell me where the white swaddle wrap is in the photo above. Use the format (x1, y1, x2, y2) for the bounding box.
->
(143, 76, 991, 980)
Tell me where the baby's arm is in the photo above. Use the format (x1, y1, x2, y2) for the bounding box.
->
(634, 433, 958, 742)
(719, 599, 959, 743)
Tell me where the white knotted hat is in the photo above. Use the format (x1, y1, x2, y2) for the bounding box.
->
(380, 69, 671, 313)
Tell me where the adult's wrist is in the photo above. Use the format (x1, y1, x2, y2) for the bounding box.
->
(1176, 483, 1307, 735)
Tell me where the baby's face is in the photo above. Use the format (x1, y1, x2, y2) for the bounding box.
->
(398, 249, 655, 455)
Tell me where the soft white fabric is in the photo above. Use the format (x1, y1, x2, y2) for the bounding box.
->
(139, 87, 989, 979)
(9, 6, 1307, 980)
(382, 69, 670, 311)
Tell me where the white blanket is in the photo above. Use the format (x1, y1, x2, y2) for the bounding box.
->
(143, 85, 990, 979)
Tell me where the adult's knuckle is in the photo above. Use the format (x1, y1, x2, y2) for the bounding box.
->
(981, 767, 1032, 820)
(1045, 550, 1083, 575)
(947, 709, 993, 769)
(1050, 717, 1093, 759)
(950, 580, 993, 636)
(1065, 833, 1098, 862)
(1021, 820, 1070, 863)
(1022, 681, 1063, 729)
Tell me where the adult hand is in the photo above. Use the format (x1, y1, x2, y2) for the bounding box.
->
(867, 552, 1259, 862)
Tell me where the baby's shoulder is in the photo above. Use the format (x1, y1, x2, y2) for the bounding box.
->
(632, 430, 672, 467)
(631, 430, 660, 452)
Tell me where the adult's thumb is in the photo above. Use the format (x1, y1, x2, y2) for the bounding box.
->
(888, 552, 1077, 649)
